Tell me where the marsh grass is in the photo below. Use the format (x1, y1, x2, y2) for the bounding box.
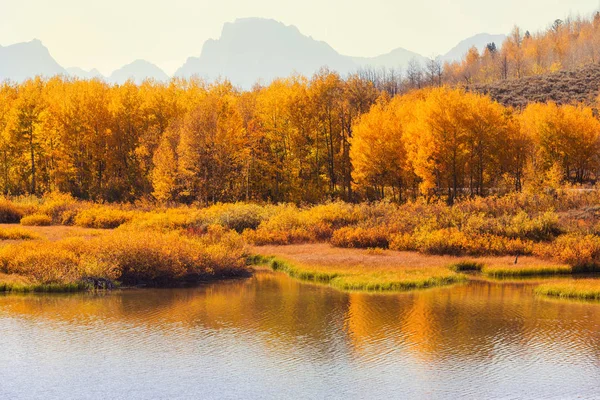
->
(535, 279, 600, 301)
(481, 263, 573, 278)
(0, 281, 90, 293)
(253, 244, 466, 292)
(449, 261, 484, 272)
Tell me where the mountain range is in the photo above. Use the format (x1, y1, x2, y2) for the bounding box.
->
(0, 18, 506, 88)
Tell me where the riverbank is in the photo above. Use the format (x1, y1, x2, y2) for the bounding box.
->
(0, 223, 250, 293)
(0, 192, 600, 294)
(535, 280, 600, 300)
(250, 244, 576, 293)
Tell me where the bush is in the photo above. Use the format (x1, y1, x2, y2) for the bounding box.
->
(0, 243, 83, 284)
(535, 234, 600, 271)
(244, 202, 360, 245)
(505, 211, 562, 241)
(38, 192, 82, 224)
(199, 203, 268, 233)
(0, 226, 248, 286)
(0, 227, 41, 240)
(389, 228, 534, 256)
(330, 227, 390, 249)
(20, 214, 53, 226)
(0, 198, 24, 223)
(74, 207, 134, 229)
(243, 204, 315, 245)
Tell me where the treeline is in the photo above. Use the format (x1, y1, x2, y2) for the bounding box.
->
(358, 12, 600, 91)
(445, 13, 600, 85)
(352, 88, 600, 203)
(1, 72, 598, 204)
(0, 73, 381, 202)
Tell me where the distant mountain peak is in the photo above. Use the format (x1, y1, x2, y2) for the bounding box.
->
(441, 33, 507, 62)
(109, 59, 169, 84)
(175, 17, 356, 87)
(0, 39, 66, 82)
(2, 20, 509, 88)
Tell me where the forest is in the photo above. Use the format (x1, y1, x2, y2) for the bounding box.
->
(2, 13, 600, 205)
(0, 73, 598, 205)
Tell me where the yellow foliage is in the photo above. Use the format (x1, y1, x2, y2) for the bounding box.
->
(74, 207, 135, 229)
(20, 214, 53, 226)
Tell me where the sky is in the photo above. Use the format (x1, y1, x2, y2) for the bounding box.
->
(1, 0, 599, 75)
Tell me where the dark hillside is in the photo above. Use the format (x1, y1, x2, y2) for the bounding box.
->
(471, 64, 600, 109)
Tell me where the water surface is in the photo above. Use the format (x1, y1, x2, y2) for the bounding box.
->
(0, 271, 599, 399)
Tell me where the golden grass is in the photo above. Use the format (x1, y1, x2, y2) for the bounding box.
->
(535, 279, 600, 301)
(252, 244, 578, 291)
(252, 244, 467, 292)
(481, 263, 572, 278)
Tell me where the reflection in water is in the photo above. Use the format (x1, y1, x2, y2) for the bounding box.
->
(0, 270, 599, 399)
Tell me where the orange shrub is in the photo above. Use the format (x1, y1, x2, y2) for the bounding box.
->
(330, 227, 390, 249)
(0, 198, 24, 223)
(389, 228, 533, 256)
(535, 233, 600, 270)
(74, 207, 135, 229)
(20, 214, 53, 226)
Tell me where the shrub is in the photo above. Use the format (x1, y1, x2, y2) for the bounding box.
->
(126, 208, 201, 232)
(0, 226, 248, 286)
(505, 211, 562, 241)
(199, 203, 268, 233)
(243, 204, 314, 245)
(0, 243, 83, 284)
(20, 214, 53, 226)
(0, 198, 24, 223)
(330, 227, 390, 249)
(0, 227, 41, 240)
(74, 207, 134, 229)
(535, 234, 600, 271)
(389, 228, 534, 256)
(38, 192, 82, 224)
(245, 202, 360, 245)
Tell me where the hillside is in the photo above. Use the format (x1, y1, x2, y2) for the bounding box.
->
(472, 64, 600, 108)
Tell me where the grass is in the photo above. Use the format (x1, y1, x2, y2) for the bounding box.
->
(0, 272, 88, 293)
(535, 279, 600, 301)
(252, 244, 467, 293)
(482, 263, 573, 278)
(448, 261, 484, 272)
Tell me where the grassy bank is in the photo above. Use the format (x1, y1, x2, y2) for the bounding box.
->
(250, 244, 590, 293)
(535, 280, 600, 301)
(251, 244, 468, 293)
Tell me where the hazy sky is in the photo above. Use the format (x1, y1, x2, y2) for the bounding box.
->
(1, 0, 598, 75)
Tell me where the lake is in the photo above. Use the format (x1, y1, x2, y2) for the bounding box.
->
(0, 270, 599, 399)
